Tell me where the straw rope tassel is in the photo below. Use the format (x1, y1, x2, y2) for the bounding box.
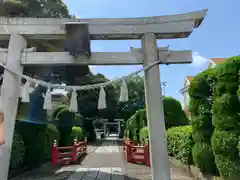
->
(98, 86, 106, 110)
(119, 79, 129, 102)
(21, 82, 30, 103)
(69, 89, 78, 112)
(43, 88, 52, 110)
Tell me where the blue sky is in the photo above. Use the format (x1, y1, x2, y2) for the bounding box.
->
(63, 0, 239, 101)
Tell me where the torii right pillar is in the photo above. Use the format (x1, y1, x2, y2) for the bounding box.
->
(142, 33, 171, 180)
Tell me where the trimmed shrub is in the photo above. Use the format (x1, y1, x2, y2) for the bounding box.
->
(125, 97, 188, 142)
(139, 127, 148, 144)
(124, 129, 127, 137)
(83, 118, 96, 142)
(124, 110, 142, 140)
(13, 85, 50, 168)
(167, 125, 193, 164)
(192, 142, 216, 174)
(137, 109, 147, 128)
(15, 121, 47, 168)
(10, 133, 25, 169)
(52, 104, 69, 120)
(188, 69, 217, 175)
(56, 106, 75, 122)
(211, 129, 239, 158)
(163, 97, 189, 128)
(67, 126, 84, 145)
(44, 124, 60, 160)
(211, 56, 240, 179)
(126, 109, 147, 142)
(214, 155, 240, 180)
(56, 106, 75, 146)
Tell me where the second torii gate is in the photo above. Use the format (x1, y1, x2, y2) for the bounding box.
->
(0, 9, 207, 180)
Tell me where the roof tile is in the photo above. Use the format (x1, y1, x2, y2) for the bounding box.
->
(186, 76, 194, 81)
(210, 58, 226, 64)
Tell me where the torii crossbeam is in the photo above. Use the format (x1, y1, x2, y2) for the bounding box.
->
(0, 9, 206, 40)
(0, 9, 207, 180)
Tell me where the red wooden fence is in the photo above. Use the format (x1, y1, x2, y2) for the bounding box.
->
(51, 137, 87, 166)
(123, 137, 150, 166)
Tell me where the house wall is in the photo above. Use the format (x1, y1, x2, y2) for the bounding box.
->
(182, 89, 190, 109)
(208, 62, 216, 69)
(181, 78, 190, 109)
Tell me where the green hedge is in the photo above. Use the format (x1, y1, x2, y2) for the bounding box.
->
(11, 121, 60, 169)
(125, 97, 188, 143)
(211, 56, 240, 179)
(167, 125, 193, 164)
(11, 119, 84, 170)
(10, 133, 25, 169)
(14, 121, 47, 167)
(188, 69, 217, 175)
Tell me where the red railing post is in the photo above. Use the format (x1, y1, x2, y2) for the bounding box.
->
(126, 143, 132, 162)
(124, 139, 127, 156)
(84, 137, 87, 153)
(51, 140, 58, 166)
(144, 140, 150, 167)
(72, 138, 78, 163)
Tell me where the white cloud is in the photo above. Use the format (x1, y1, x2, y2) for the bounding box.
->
(89, 66, 95, 72)
(190, 52, 209, 68)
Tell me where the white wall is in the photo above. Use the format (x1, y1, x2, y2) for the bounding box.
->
(208, 62, 216, 69)
(182, 89, 190, 109)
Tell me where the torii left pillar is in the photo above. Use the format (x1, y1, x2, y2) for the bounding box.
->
(0, 34, 26, 180)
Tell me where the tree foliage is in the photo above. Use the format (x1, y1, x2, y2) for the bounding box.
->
(77, 73, 117, 119)
(115, 75, 145, 121)
(0, 0, 89, 84)
(0, 0, 70, 18)
(0, 1, 147, 122)
(0, 0, 117, 121)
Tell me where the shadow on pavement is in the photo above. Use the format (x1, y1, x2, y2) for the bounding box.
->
(8, 140, 103, 180)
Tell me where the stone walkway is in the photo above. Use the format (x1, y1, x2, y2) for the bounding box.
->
(9, 137, 193, 180)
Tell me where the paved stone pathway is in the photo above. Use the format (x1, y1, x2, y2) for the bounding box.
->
(95, 140, 119, 153)
(9, 137, 193, 180)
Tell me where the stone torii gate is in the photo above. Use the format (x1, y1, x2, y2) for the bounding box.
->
(0, 9, 207, 180)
